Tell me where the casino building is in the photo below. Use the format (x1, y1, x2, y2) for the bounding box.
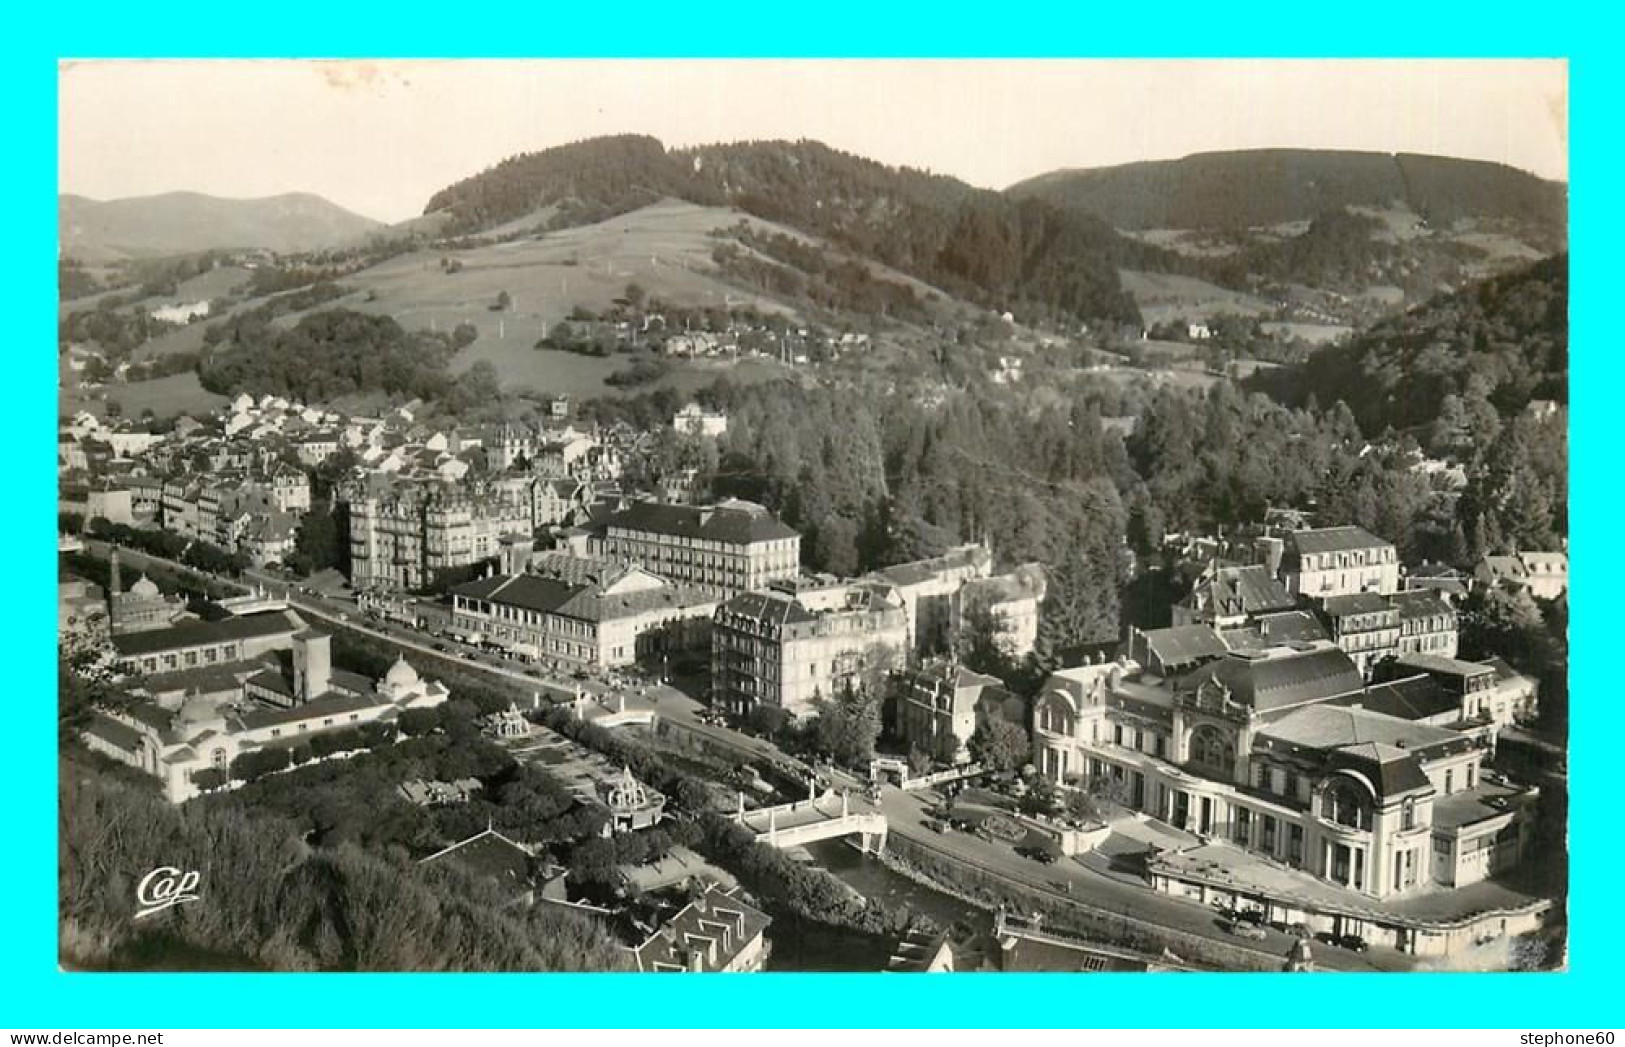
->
(1032, 641, 1539, 904)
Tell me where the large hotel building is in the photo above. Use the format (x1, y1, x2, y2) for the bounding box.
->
(590, 498, 800, 599)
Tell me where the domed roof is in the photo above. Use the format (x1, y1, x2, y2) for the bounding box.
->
(130, 574, 160, 598)
(383, 656, 420, 690)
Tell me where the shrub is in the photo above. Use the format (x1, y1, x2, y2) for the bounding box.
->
(399, 707, 442, 737)
(231, 747, 291, 783)
(191, 768, 228, 792)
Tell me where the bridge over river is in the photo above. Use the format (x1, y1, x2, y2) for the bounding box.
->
(734, 789, 889, 853)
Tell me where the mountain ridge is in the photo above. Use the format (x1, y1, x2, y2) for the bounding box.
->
(1007, 148, 1567, 234)
(60, 191, 384, 261)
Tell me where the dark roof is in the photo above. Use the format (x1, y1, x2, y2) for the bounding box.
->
(1326, 744, 1434, 797)
(1253, 610, 1328, 644)
(1178, 645, 1364, 714)
(245, 668, 297, 698)
(86, 713, 144, 753)
(719, 589, 818, 628)
(141, 659, 268, 695)
(1224, 611, 1330, 651)
(1287, 526, 1393, 556)
(454, 572, 712, 623)
(1358, 674, 1459, 722)
(1259, 702, 1462, 754)
(604, 499, 798, 545)
(1138, 625, 1228, 669)
(1319, 592, 1391, 617)
(330, 668, 375, 694)
(1481, 656, 1526, 684)
(420, 828, 533, 886)
(1394, 653, 1495, 680)
(453, 574, 581, 615)
(1390, 588, 1456, 621)
(112, 611, 301, 658)
(1198, 564, 1295, 618)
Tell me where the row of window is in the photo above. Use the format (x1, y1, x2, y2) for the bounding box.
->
(137, 642, 238, 675)
(267, 711, 363, 738)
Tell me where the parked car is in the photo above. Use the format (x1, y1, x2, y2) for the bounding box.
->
(1015, 845, 1059, 865)
(1336, 934, 1370, 953)
(1236, 908, 1267, 925)
(1225, 921, 1268, 941)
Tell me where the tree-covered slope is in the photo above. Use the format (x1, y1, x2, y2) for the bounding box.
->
(1249, 252, 1567, 435)
(1009, 149, 1567, 237)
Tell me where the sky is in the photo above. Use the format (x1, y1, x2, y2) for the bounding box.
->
(58, 59, 1568, 225)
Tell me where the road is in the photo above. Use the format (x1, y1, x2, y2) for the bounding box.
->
(81, 540, 1416, 970)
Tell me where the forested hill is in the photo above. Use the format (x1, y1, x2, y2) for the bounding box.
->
(422, 136, 1196, 326)
(422, 135, 723, 232)
(1008, 149, 1567, 238)
(1249, 252, 1567, 436)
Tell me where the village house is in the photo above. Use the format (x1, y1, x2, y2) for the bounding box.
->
(1475, 551, 1568, 602)
(672, 402, 728, 438)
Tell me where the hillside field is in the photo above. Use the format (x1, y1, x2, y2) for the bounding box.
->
(62, 371, 228, 420)
(1118, 269, 1274, 327)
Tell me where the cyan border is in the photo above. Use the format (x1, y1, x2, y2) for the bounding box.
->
(11, 4, 1615, 1027)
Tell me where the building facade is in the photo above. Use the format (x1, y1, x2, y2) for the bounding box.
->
(1279, 526, 1400, 599)
(867, 544, 994, 658)
(893, 661, 1027, 764)
(1030, 643, 1537, 908)
(591, 499, 800, 599)
(712, 578, 909, 717)
(344, 477, 535, 592)
(449, 564, 716, 669)
(954, 564, 1047, 659)
(1314, 593, 1401, 677)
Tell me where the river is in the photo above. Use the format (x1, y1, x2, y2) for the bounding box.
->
(763, 838, 989, 972)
